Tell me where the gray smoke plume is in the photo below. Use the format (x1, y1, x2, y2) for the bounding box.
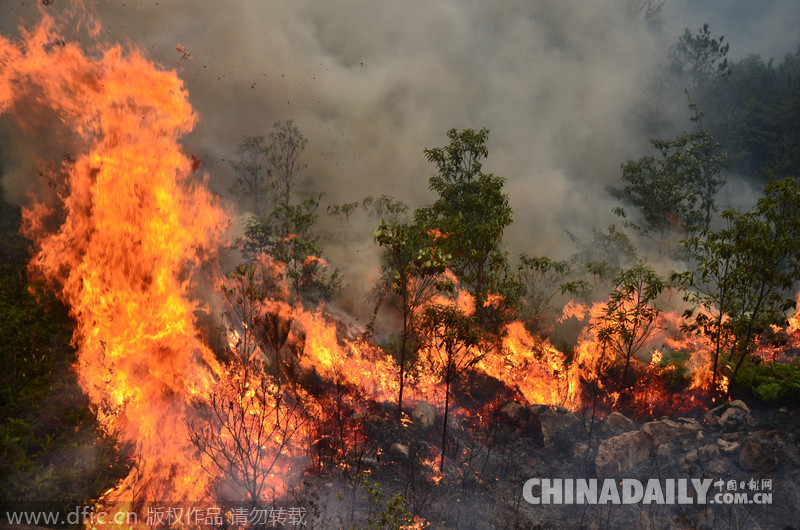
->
(2, 0, 798, 318)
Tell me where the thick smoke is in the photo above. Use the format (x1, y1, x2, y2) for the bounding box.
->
(2, 0, 798, 318)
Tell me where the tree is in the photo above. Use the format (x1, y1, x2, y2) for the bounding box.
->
(669, 24, 730, 92)
(188, 355, 305, 504)
(415, 128, 514, 327)
(229, 136, 269, 215)
(566, 224, 638, 288)
(674, 178, 800, 393)
(373, 220, 450, 420)
(593, 263, 664, 389)
(609, 101, 729, 249)
(516, 254, 584, 335)
(243, 196, 340, 303)
(241, 122, 340, 303)
(418, 304, 482, 473)
(266, 120, 308, 208)
(217, 255, 296, 382)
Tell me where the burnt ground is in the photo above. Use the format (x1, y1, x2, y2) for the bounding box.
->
(298, 397, 800, 529)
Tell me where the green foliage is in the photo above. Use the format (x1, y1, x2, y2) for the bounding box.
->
(372, 219, 450, 417)
(0, 193, 129, 513)
(239, 122, 340, 303)
(244, 195, 341, 303)
(728, 48, 800, 180)
(735, 357, 800, 404)
(592, 263, 664, 388)
(674, 177, 800, 391)
(609, 99, 729, 245)
(360, 478, 415, 530)
(419, 303, 482, 472)
(669, 23, 730, 91)
(665, 21, 799, 184)
(415, 128, 515, 326)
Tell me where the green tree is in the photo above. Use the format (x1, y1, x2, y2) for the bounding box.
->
(517, 254, 586, 335)
(415, 128, 514, 327)
(241, 122, 340, 303)
(609, 102, 729, 249)
(674, 178, 800, 393)
(243, 196, 340, 302)
(669, 23, 730, 91)
(373, 220, 450, 420)
(418, 304, 482, 473)
(593, 263, 664, 389)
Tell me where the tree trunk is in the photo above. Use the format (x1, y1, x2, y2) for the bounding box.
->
(397, 278, 409, 421)
(440, 375, 451, 473)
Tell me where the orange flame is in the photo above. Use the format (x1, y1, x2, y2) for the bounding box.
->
(1, 7, 226, 506)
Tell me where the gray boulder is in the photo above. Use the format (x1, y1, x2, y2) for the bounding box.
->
(412, 401, 435, 429)
(595, 430, 651, 477)
(640, 418, 701, 448)
(537, 408, 582, 451)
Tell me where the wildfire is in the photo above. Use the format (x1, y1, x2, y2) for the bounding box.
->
(6, 4, 797, 528)
(1, 3, 226, 508)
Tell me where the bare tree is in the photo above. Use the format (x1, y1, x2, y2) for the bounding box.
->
(229, 136, 269, 215)
(188, 356, 306, 504)
(266, 120, 307, 208)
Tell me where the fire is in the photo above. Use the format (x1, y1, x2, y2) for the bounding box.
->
(476, 321, 577, 408)
(1, 4, 226, 507)
(7, 5, 798, 527)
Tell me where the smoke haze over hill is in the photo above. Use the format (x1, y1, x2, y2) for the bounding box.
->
(2, 1, 798, 305)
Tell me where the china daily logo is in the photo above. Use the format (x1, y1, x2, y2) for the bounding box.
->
(522, 478, 773, 505)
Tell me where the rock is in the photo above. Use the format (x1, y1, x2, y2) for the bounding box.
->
(640, 418, 701, 448)
(572, 442, 589, 460)
(595, 430, 651, 477)
(389, 443, 409, 459)
(697, 431, 704, 441)
(656, 443, 674, 459)
(499, 401, 530, 425)
(685, 449, 698, 464)
(412, 401, 435, 428)
(604, 412, 636, 434)
(527, 404, 547, 416)
(728, 399, 751, 414)
(739, 439, 778, 472)
(538, 408, 582, 450)
(717, 438, 740, 454)
(699, 443, 720, 461)
(704, 400, 752, 431)
(719, 407, 750, 432)
(523, 414, 545, 447)
(707, 459, 729, 476)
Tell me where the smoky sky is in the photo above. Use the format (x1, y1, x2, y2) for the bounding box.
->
(2, 0, 798, 301)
